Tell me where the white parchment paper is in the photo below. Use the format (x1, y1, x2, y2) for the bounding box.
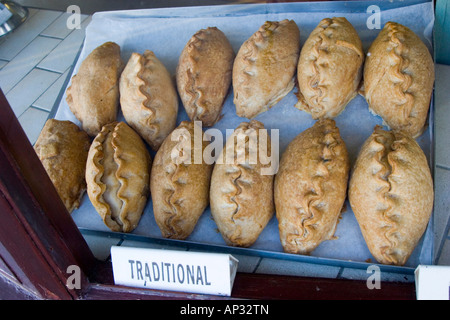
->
(54, 1, 435, 268)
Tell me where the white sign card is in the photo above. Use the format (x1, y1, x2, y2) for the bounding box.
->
(415, 265, 450, 300)
(110, 246, 239, 296)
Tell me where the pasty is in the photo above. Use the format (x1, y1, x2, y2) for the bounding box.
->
(233, 19, 300, 118)
(296, 17, 364, 119)
(210, 120, 275, 247)
(66, 41, 123, 136)
(34, 119, 90, 213)
(363, 22, 434, 138)
(176, 27, 234, 126)
(120, 50, 178, 150)
(274, 119, 349, 254)
(86, 122, 151, 233)
(150, 121, 213, 240)
(348, 126, 434, 265)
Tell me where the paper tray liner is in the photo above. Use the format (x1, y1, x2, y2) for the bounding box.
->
(53, 0, 436, 274)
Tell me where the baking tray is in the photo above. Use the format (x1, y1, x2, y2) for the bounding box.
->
(53, 0, 436, 276)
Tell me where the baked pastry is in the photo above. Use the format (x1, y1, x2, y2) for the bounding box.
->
(34, 119, 90, 213)
(274, 119, 349, 254)
(296, 17, 364, 119)
(233, 19, 300, 118)
(176, 27, 234, 126)
(86, 122, 151, 233)
(66, 41, 123, 136)
(348, 126, 434, 266)
(363, 22, 434, 138)
(120, 50, 178, 150)
(210, 120, 275, 247)
(150, 121, 213, 240)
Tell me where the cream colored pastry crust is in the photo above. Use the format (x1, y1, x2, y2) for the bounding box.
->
(86, 122, 151, 233)
(66, 42, 123, 136)
(34, 119, 91, 213)
(363, 22, 434, 138)
(210, 120, 275, 247)
(150, 121, 213, 240)
(296, 17, 364, 119)
(348, 126, 434, 266)
(176, 27, 234, 126)
(120, 50, 178, 151)
(233, 19, 300, 119)
(274, 119, 349, 254)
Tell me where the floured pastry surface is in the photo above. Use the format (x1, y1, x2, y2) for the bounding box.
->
(66, 42, 123, 136)
(210, 120, 275, 247)
(86, 122, 151, 233)
(348, 126, 433, 266)
(296, 17, 364, 119)
(233, 19, 300, 118)
(176, 27, 234, 126)
(363, 22, 434, 138)
(150, 121, 213, 240)
(120, 50, 178, 150)
(34, 119, 90, 213)
(274, 119, 349, 254)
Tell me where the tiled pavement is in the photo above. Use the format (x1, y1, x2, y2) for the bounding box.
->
(0, 8, 90, 144)
(0, 6, 448, 286)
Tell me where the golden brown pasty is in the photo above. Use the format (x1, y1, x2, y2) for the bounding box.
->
(233, 19, 300, 118)
(348, 126, 434, 266)
(120, 50, 178, 150)
(150, 121, 213, 240)
(363, 22, 434, 138)
(34, 119, 90, 213)
(210, 120, 275, 247)
(86, 122, 151, 233)
(296, 17, 364, 119)
(66, 42, 123, 136)
(274, 119, 349, 254)
(176, 27, 235, 126)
